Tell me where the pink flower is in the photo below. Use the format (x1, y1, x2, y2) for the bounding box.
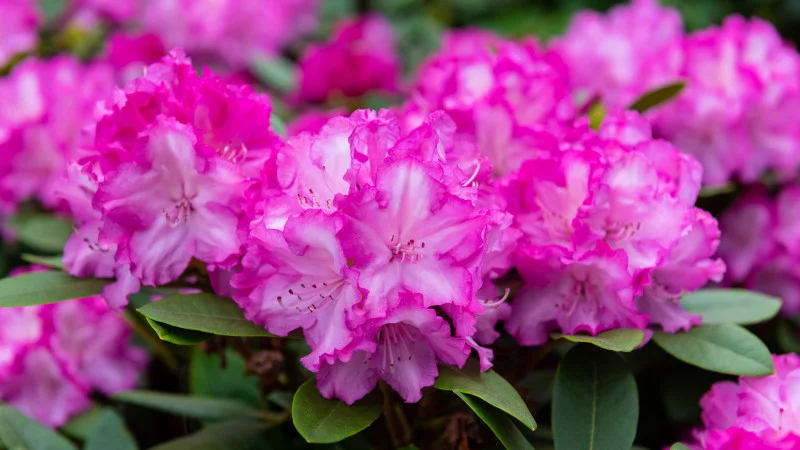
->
(73, 50, 283, 308)
(337, 157, 489, 326)
(550, 0, 684, 108)
(296, 14, 400, 103)
(316, 297, 469, 404)
(234, 109, 501, 404)
(696, 427, 800, 450)
(232, 210, 366, 371)
(501, 112, 723, 344)
(287, 109, 347, 136)
(683, 354, 800, 449)
(717, 189, 775, 283)
(508, 243, 647, 345)
(95, 117, 245, 289)
(0, 266, 147, 427)
(404, 29, 575, 178)
(140, 0, 319, 69)
(653, 16, 800, 185)
(92, 50, 280, 179)
(104, 32, 167, 84)
(0, 56, 114, 213)
(0, 0, 39, 67)
(717, 186, 800, 315)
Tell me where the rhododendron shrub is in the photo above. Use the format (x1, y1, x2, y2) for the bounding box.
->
(0, 1, 798, 449)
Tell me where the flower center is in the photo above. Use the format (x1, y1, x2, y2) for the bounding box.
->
(389, 234, 425, 263)
(162, 198, 194, 226)
(375, 323, 416, 375)
(217, 142, 247, 163)
(555, 275, 603, 316)
(296, 188, 335, 210)
(605, 221, 642, 241)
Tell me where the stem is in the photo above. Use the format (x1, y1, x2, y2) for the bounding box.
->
(381, 382, 403, 448)
(122, 311, 179, 373)
(393, 402, 412, 445)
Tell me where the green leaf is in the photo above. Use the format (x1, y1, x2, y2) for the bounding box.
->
(0, 405, 77, 450)
(138, 293, 275, 337)
(250, 57, 296, 93)
(551, 329, 644, 352)
(628, 81, 686, 113)
(671, 444, 691, 450)
(476, 4, 572, 41)
(8, 213, 73, 253)
(145, 317, 211, 345)
(270, 114, 287, 137)
(150, 420, 276, 450)
(588, 101, 608, 130)
(434, 358, 536, 431)
(552, 345, 639, 450)
(292, 378, 383, 444)
(698, 182, 736, 198)
(455, 393, 534, 450)
(0, 271, 108, 307)
(681, 289, 781, 325)
(113, 391, 262, 422)
(20, 254, 65, 270)
(190, 347, 261, 409)
(653, 324, 774, 376)
(60, 406, 105, 441)
(85, 410, 138, 450)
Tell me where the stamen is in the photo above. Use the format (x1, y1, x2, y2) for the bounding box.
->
(462, 160, 482, 187)
(162, 198, 193, 226)
(481, 288, 511, 308)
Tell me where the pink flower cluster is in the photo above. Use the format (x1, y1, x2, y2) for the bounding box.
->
(232, 109, 502, 404)
(501, 111, 724, 345)
(684, 354, 800, 450)
(61, 50, 281, 309)
(551, 0, 683, 109)
(0, 56, 114, 214)
(404, 29, 575, 177)
(0, 0, 40, 68)
(717, 187, 800, 316)
(296, 14, 401, 103)
(552, 1, 800, 186)
(139, 0, 319, 69)
(653, 16, 800, 185)
(0, 266, 146, 427)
